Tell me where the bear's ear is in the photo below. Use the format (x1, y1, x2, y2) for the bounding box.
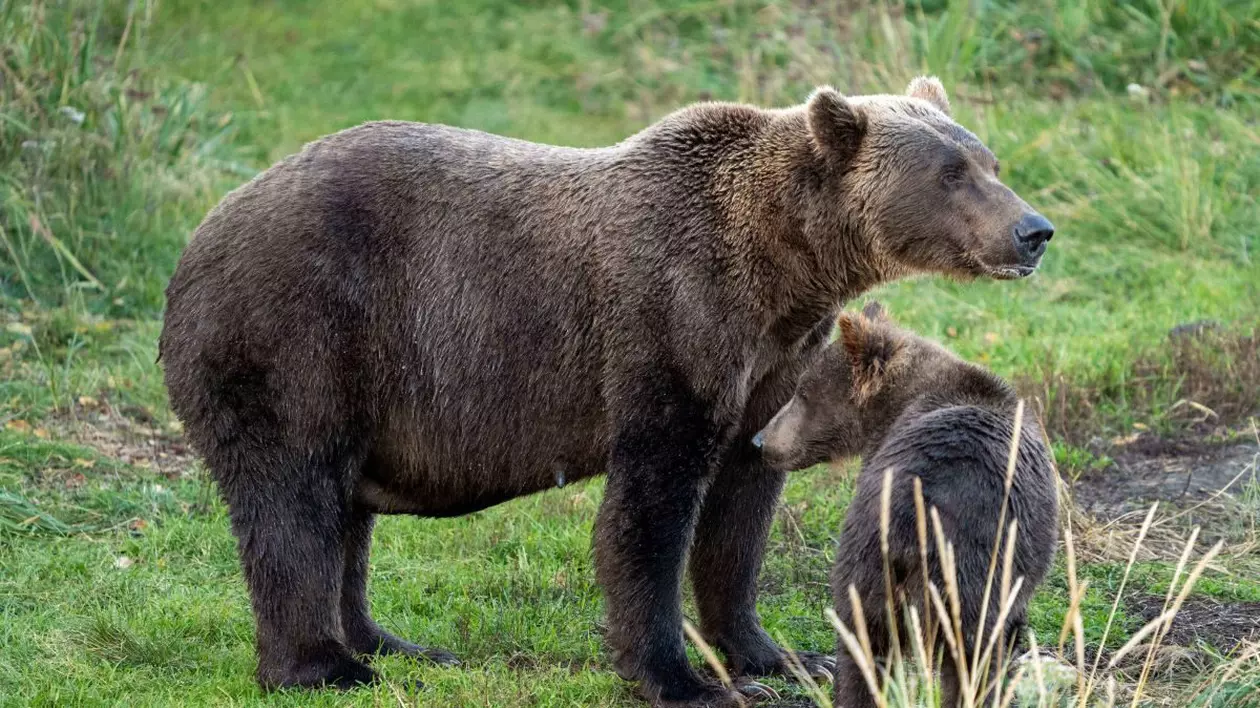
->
(837, 312, 902, 402)
(806, 86, 866, 166)
(861, 300, 889, 322)
(907, 75, 951, 115)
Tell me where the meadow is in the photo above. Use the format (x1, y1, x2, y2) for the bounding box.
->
(1, 0, 1258, 705)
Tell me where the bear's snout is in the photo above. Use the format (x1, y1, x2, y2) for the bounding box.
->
(1013, 212, 1055, 265)
(754, 398, 808, 469)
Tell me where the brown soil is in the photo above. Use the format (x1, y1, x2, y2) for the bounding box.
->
(53, 398, 196, 480)
(1132, 595, 1260, 653)
(1070, 436, 1258, 519)
(1069, 432, 1260, 663)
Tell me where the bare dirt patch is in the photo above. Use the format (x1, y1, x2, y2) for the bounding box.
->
(1067, 430, 1257, 590)
(52, 399, 196, 480)
(1070, 436, 1258, 519)
(762, 700, 816, 708)
(1132, 595, 1260, 653)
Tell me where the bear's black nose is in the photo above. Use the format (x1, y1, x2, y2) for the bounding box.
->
(1014, 213, 1054, 262)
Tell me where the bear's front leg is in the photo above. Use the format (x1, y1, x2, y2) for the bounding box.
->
(594, 373, 755, 708)
(689, 439, 837, 684)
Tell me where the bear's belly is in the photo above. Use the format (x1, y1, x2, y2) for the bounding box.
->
(356, 448, 607, 518)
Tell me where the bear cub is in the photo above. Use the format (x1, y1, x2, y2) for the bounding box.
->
(754, 302, 1059, 708)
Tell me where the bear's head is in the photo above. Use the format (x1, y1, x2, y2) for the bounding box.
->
(752, 301, 1014, 470)
(800, 77, 1054, 282)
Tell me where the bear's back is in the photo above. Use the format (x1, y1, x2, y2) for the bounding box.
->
(860, 403, 1058, 586)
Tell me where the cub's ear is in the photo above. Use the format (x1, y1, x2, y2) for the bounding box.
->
(837, 312, 902, 402)
(861, 300, 889, 322)
(806, 86, 866, 166)
(907, 75, 951, 115)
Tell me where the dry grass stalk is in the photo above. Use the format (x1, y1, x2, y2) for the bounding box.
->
(681, 619, 732, 689)
(827, 603, 888, 708)
(1110, 538, 1225, 672)
(970, 400, 1025, 700)
(913, 477, 938, 658)
(1130, 526, 1201, 703)
(1185, 638, 1259, 707)
(906, 606, 938, 707)
(880, 467, 904, 671)
(1082, 502, 1160, 697)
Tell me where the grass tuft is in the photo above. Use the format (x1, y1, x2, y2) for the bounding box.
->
(0, 0, 242, 316)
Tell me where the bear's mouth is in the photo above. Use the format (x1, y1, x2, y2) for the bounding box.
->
(985, 264, 1037, 280)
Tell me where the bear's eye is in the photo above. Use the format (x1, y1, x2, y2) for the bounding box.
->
(942, 161, 969, 187)
(993, 160, 1001, 177)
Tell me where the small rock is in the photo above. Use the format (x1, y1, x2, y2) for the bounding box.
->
(58, 105, 86, 125)
(114, 556, 134, 569)
(1168, 319, 1221, 341)
(1012, 652, 1079, 704)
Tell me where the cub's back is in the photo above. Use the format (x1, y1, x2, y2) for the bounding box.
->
(855, 404, 1058, 587)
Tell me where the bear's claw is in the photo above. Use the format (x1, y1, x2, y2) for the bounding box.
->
(797, 651, 837, 683)
(736, 680, 780, 701)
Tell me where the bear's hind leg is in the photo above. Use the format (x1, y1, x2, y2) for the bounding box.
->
(830, 567, 886, 708)
(222, 451, 375, 691)
(340, 505, 459, 665)
(830, 608, 882, 708)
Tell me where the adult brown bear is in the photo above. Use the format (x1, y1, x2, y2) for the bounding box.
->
(159, 77, 1053, 707)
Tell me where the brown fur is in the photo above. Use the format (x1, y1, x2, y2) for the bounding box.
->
(755, 305, 1060, 708)
(159, 78, 1053, 707)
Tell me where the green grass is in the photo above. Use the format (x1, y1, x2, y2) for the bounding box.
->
(0, 0, 245, 315)
(1, 0, 1258, 705)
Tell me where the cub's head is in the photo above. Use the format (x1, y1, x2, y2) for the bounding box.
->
(753, 301, 1014, 471)
(799, 77, 1053, 281)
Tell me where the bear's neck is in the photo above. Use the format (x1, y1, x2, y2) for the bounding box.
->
(859, 377, 1021, 458)
(713, 112, 885, 335)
